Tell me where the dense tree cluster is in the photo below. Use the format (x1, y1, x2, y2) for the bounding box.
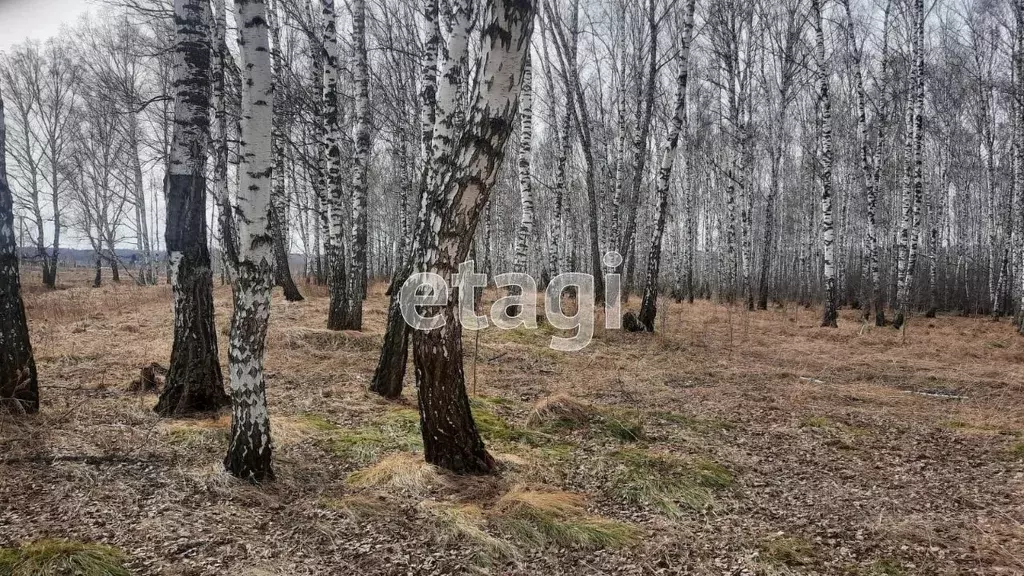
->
(3, 0, 1024, 479)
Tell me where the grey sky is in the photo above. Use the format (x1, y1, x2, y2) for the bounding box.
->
(0, 0, 93, 52)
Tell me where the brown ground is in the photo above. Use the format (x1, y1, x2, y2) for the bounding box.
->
(1, 268, 1022, 576)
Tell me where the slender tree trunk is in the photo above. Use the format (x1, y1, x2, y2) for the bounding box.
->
(157, 0, 229, 416)
(0, 88, 39, 415)
(637, 0, 696, 332)
(347, 0, 371, 327)
(893, 0, 925, 330)
(370, 0, 440, 400)
(323, 0, 351, 330)
(267, 0, 303, 302)
(512, 54, 534, 276)
(813, 0, 838, 327)
(224, 0, 276, 484)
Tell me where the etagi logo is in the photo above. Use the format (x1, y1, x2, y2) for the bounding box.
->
(399, 252, 625, 352)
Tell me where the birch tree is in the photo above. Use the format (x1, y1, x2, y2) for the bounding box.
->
(636, 0, 697, 332)
(410, 0, 534, 473)
(347, 0, 371, 328)
(155, 0, 229, 416)
(268, 0, 304, 302)
(0, 86, 39, 415)
(224, 0, 276, 483)
(813, 0, 838, 327)
(370, 0, 440, 399)
(323, 0, 353, 330)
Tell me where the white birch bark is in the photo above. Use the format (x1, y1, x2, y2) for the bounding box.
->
(813, 0, 838, 327)
(225, 0, 275, 483)
(636, 0, 696, 332)
(512, 53, 534, 274)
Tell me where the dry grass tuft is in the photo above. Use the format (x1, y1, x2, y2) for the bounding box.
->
(526, 394, 594, 429)
(760, 535, 816, 567)
(491, 485, 638, 549)
(346, 453, 449, 493)
(418, 501, 519, 563)
(605, 448, 733, 517)
(419, 485, 636, 566)
(323, 495, 393, 521)
(0, 539, 129, 576)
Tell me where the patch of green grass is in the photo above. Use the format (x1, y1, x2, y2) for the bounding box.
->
(293, 412, 340, 432)
(761, 536, 815, 567)
(1009, 442, 1024, 458)
(421, 488, 637, 567)
(606, 448, 733, 517)
(471, 398, 543, 444)
(800, 416, 831, 428)
(326, 409, 422, 464)
(0, 540, 129, 576)
(653, 411, 736, 432)
(598, 417, 645, 442)
(495, 499, 636, 550)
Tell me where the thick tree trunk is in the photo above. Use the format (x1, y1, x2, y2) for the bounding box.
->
(410, 0, 533, 474)
(225, 0, 276, 483)
(157, 0, 229, 417)
(0, 88, 39, 415)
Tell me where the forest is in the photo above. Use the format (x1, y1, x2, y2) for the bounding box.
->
(0, 0, 1023, 573)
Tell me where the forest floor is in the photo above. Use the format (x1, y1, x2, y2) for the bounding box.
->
(1, 268, 1023, 576)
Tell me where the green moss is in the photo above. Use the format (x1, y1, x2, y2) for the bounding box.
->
(606, 449, 733, 517)
(761, 536, 815, 566)
(1009, 442, 1024, 458)
(294, 412, 340, 432)
(470, 398, 542, 444)
(0, 540, 129, 576)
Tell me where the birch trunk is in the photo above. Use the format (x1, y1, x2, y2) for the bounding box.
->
(0, 87, 39, 414)
(268, 0, 303, 302)
(813, 0, 838, 327)
(157, 0, 229, 416)
(225, 0, 276, 483)
(347, 0, 371, 328)
(893, 0, 925, 329)
(511, 53, 534, 275)
(637, 0, 696, 332)
(323, 0, 351, 330)
(411, 0, 534, 474)
(842, 0, 885, 325)
(370, 0, 441, 399)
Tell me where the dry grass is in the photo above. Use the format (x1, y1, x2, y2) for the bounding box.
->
(346, 452, 449, 494)
(0, 540, 129, 576)
(525, 393, 594, 429)
(3, 267, 1024, 574)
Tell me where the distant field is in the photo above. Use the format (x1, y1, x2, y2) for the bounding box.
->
(2, 267, 1022, 575)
